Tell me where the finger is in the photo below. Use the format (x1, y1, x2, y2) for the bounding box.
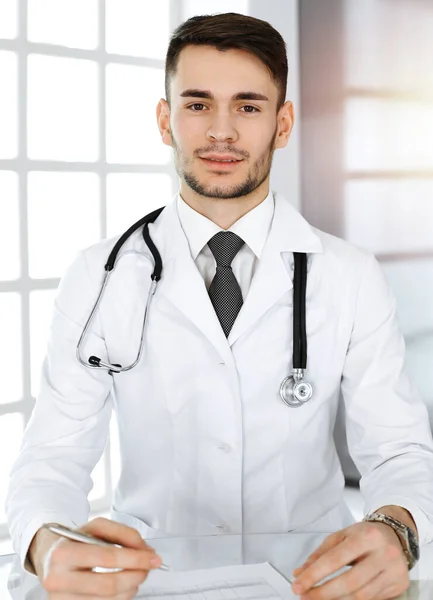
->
(51, 593, 138, 600)
(293, 533, 373, 593)
(50, 541, 161, 572)
(42, 536, 63, 580)
(81, 517, 154, 551)
(296, 555, 385, 599)
(377, 580, 411, 600)
(293, 530, 347, 577)
(51, 595, 137, 600)
(44, 568, 148, 596)
(337, 569, 408, 600)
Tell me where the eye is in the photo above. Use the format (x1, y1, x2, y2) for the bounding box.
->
(187, 103, 207, 111)
(186, 103, 260, 113)
(241, 105, 260, 113)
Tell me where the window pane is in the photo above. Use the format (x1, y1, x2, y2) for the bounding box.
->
(382, 259, 433, 338)
(384, 259, 433, 409)
(28, 55, 98, 161)
(0, 0, 18, 39)
(345, 98, 433, 172)
(344, 180, 433, 254)
(106, 64, 169, 165)
(0, 413, 24, 524)
(0, 293, 22, 403)
(345, 0, 433, 93)
(106, 0, 169, 60)
(106, 173, 171, 237)
(28, 0, 98, 50)
(183, 0, 248, 18)
(0, 51, 18, 159)
(28, 172, 100, 278)
(29, 289, 56, 397)
(0, 171, 20, 280)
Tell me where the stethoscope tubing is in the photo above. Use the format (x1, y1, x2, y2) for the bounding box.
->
(76, 208, 163, 374)
(76, 208, 313, 405)
(293, 252, 307, 370)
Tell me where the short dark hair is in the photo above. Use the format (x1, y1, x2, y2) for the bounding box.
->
(165, 12, 288, 113)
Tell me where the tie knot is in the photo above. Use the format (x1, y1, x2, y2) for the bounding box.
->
(208, 231, 245, 267)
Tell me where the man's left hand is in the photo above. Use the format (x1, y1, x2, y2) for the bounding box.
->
(291, 521, 410, 600)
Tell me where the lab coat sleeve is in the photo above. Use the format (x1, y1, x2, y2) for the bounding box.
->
(341, 253, 433, 546)
(5, 249, 114, 572)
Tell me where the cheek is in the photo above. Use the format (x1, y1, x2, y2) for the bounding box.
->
(173, 122, 204, 157)
(175, 114, 203, 138)
(240, 122, 275, 149)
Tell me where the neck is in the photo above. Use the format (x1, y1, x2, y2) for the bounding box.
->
(179, 180, 270, 229)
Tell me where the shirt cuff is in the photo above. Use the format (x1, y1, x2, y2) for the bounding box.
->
(18, 512, 78, 575)
(364, 495, 433, 547)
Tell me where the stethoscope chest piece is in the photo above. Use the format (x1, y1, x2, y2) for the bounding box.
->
(280, 370, 313, 408)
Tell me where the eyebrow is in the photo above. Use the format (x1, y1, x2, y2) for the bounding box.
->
(179, 89, 269, 102)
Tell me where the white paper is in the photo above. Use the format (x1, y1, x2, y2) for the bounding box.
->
(138, 561, 296, 598)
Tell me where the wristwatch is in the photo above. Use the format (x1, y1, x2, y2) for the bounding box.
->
(363, 511, 419, 570)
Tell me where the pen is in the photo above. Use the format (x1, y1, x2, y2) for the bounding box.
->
(42, 523, 171, 572)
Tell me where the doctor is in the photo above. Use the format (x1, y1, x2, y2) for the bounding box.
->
(6, 11, 433, 600)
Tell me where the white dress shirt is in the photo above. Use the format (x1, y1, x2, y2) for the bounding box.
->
(176, 190, 275, 301)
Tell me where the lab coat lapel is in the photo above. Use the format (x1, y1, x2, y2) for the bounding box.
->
(154, 198, 235, 368)
(228, 193, 323, 345)
(150, 193, 322, 363)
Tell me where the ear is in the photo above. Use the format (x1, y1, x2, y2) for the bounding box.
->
(156, 98, 173, 147)
(274, 100, 294, 150)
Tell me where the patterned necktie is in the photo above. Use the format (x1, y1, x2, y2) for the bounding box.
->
(208, 231, 245, 337)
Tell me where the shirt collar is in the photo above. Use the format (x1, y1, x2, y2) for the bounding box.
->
(176, 189, 275, 260)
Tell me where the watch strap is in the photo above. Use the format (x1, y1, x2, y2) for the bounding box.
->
(363, 512, 418, 570)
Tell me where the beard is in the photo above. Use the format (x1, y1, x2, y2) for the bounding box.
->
(171, 125, 278, 199)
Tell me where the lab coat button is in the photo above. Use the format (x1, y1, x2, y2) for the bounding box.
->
(218, 443, 232, 452)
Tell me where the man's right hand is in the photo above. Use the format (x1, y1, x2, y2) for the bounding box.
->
(28, 517, 163, 598)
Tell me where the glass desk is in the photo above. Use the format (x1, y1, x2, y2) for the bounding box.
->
(1, 532, 433, 599)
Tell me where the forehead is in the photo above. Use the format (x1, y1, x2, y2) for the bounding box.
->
(171, 44, 275, 98)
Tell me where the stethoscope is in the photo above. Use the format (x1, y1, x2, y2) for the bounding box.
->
(76, 207, 313, 408)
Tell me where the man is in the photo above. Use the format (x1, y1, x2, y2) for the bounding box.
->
(6, 12, 433, 600)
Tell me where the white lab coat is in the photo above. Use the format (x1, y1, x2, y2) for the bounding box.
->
(6, 192, 433, 569)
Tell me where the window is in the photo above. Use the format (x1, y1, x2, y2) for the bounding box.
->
(300, 0, 433, 481)
(0, 0, 253, 555)
(342, 1, 433, 408)
(0, 0, 174, 553)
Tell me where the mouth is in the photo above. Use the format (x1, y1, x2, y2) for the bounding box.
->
(199, 157, 244, 170)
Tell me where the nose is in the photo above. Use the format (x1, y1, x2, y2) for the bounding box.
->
(207, 111, 239, 144)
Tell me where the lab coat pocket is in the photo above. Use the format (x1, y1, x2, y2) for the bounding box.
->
(110, 508, 172, 540)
